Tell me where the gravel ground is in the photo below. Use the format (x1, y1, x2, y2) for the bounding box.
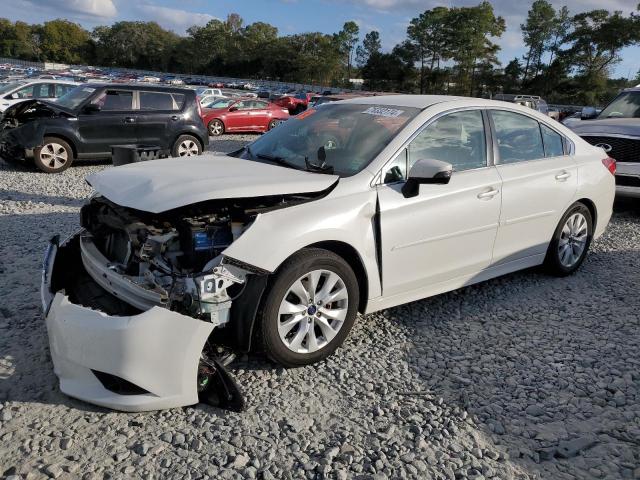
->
(0, 136, 639, 480)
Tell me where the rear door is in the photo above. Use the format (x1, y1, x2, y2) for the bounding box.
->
(490, 109, 578, 265)
(249, 100, 270, 130)
(77, 89, 137, 157)
(136, 90, 185, 148)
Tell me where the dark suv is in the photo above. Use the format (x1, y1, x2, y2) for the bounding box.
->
(0, 83, 208, 173)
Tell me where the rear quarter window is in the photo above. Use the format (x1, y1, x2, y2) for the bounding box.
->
(140, 91, 185, 111)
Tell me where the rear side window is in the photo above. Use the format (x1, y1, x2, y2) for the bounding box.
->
(54, 84, 74, 97)
(491, 110, 545, 163)
(140, 91, 175, 110)
(540, 124, 564, 157)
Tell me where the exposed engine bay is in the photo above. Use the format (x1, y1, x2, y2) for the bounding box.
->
(78, 195, 268, 327)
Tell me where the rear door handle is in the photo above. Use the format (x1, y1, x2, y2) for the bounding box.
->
(555, 171, 571, 181)
(170, 115, 179, 121)
(123, 117, 136, 124)
(477, 188, 500, 200)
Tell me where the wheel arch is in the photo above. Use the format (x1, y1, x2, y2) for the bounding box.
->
(41, 133, 77, 159)
(172, 131, 205, 152)
(575, 197, 597, 231)
(302, 241, 369, 314)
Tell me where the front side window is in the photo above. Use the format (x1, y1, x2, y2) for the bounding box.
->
(540, 124, 564, 157)
(407, 110, 487, 173)
(491, 110, 545, 164)
(54, 84, 75, 97)
(239, 103, 420, 177)
(92, 90, 133, 111)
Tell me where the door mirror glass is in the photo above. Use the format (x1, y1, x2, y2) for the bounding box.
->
(10, 92, 19, 99)
(401, 158, 453, 198)
(581, 106, 598, 120)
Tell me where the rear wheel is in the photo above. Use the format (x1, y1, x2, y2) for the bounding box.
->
(257, 248, 359, 367)
(33, 137, 73, 173)
(208, 119, 224, 136)
(544, 202, 593, 276)
(171, 135, 202, 157)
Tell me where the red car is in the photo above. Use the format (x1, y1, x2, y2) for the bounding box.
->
(274, 93, 314, 115)
(202, 98, 290, 136)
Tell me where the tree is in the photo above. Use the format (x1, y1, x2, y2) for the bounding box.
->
(335, 21, 359, 81)
(502, 58, 523, 92)
(355, 30, 381, 67)
(562, 8, 640, 103)
(39, 19, 90, 64)
(448, 2, 505, 96)
(521, 0, 556, 82)
(407, 6, 451, 93)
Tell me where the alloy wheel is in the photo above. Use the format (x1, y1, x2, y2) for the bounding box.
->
(209, 121, 223, 135)
(177, 140, 199, 156)
(39, 143, 68, 169)
(278, 269, 349, 354)
(558, 212, 588, 267)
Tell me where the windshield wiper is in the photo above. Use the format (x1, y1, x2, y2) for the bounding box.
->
(256, 153, 302, 170)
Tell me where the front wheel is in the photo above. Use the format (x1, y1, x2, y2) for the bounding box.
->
(257, 248, 359, 367)
(544, 202, 593, 276)
(33, 137, 73, 173)
(171, 135, 202, 157)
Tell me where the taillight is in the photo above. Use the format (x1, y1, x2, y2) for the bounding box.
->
(197, 100, 203, 118)
(602, 157, 616, 176)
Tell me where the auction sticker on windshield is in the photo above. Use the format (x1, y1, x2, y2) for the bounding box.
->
(295, 109, 316, 120)
(362, 106, 405, 117)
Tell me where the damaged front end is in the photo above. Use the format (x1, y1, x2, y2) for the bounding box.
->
(1, 100, 74, 161)
(42, 194, 321, 412)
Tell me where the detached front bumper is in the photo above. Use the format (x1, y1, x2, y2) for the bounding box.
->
(41, 236, 214, 412)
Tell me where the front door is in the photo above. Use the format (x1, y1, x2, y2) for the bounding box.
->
(77, 89, 137, 157)
(377, 109, 503, 298)
(489, 109, 578, 265)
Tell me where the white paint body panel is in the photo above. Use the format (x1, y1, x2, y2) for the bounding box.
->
(46, 293, 213, 412)
(87, 154, 338, 213)
(492, 156, 578, 264)
(376, 167, 502, 297)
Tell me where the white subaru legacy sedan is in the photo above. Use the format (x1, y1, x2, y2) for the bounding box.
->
(41, 95, 615, 411)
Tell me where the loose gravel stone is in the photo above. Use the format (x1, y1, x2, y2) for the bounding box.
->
(0, 140, 639, 480)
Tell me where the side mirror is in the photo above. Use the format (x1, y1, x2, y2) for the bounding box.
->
(401, 158, 453, 198)
(229, 106, 238, 112)
(10, 92, 19, 99)
(581, 106, 598, 120)
(83, 103, 101, 113)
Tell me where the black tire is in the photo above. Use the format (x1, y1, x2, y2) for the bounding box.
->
(544, 202, 593, 276)
(257, 248, 359, 367)
(171, 134, 202, 157)
(208, 119, 225, 136)
(33, 137, 74, 173)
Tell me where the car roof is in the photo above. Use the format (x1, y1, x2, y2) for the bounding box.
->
(81, 82, 194, 93)
(338, 94, 469, 108)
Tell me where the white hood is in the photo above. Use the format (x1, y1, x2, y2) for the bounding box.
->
(86, 154, 339, 213)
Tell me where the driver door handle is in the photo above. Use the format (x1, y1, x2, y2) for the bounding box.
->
(123, 117, 136, 124)
(555, 171, 571, 181)
(477, 188, 500, 200)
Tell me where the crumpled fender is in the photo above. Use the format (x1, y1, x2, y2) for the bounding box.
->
(223, 187, 382, 299)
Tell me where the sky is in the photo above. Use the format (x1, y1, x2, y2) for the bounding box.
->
(2, 0, 639, 78)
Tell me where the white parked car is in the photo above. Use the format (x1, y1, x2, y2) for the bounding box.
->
(0, 79, 79, 112)
(196, 87, 223, 97)
(41, 95, 615, 412)
(199, 94, 226, 107)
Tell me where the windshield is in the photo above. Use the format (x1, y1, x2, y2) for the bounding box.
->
(239, 103, 420, 177)
(0, 81, 25, 95)
(208, 98, 235, 109)
(56, 86, 97, 110)
(599, 91, 640, 119)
